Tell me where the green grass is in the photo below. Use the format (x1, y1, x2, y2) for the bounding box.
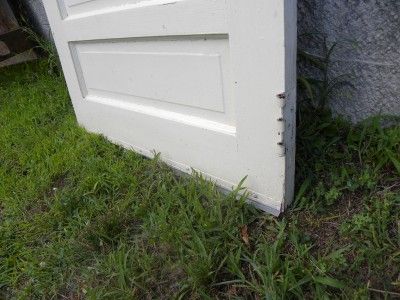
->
(0, 61, 399, 299)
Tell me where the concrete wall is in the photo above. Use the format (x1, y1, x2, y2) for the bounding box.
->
(298, 0, 400, 122)
(23, 0, 400, 123)
(20, 0, 52, 40)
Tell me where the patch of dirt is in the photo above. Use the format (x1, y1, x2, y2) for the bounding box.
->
(44, 173, 69, 199)
(25, 173, 69, 218)
(291, 191, 365, 254)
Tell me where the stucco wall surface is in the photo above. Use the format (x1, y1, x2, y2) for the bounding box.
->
(21, 0, 51, 40)
(22, 0, 400, 123)
(298, 0, 400, 122)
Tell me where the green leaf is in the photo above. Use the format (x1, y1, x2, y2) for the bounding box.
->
(295, 177, 312, 203)
(298, 76, 315, 101)
(314, 276, 345, 289)
(386, 149, 400, 175)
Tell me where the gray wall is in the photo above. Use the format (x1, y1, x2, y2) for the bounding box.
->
(20, 0, 51, 40)
(298, 0, 400, 122)
(24, 0, 400, 123)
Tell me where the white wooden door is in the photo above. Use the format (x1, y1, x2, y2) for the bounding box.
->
(43, 0, 297, 215)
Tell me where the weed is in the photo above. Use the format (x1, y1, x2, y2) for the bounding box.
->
(22, 25, 61, 76)
(297, 34, 355, 113)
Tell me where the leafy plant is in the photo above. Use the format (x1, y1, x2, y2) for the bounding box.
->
(22, 25, 61, 76)
(297, 35, 354, 113)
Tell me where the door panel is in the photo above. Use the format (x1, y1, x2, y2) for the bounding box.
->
(61, 0, 182, 18)
(43, 0, 297, 215)
(70, 35, 234, 125)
